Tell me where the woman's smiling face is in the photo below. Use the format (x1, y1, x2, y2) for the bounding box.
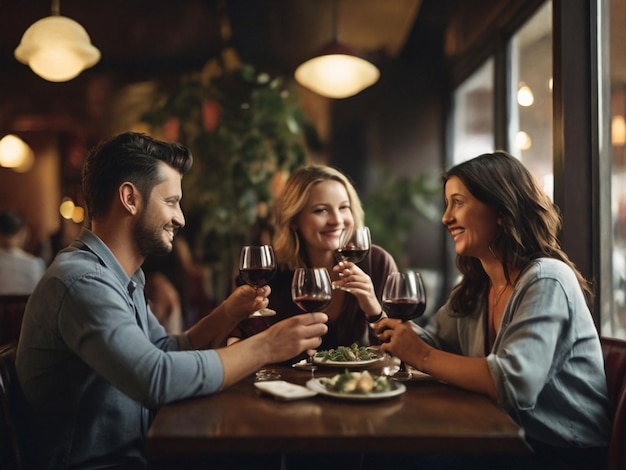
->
(293, 180, 354, 256)
(442, 175, 500, 260)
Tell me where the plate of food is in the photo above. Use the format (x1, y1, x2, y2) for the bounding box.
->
(306, 370, 406, 401)
(312, 344, 384, 368)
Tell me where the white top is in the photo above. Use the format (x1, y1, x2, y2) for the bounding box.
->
(0, 247, 46, 294)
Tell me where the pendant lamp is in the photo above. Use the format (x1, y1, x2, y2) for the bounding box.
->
(294, 0, 379, 99)
(14, 0, 100, 82)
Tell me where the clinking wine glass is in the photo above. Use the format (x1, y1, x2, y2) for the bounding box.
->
(334, 226, 371, 264)
(291, 267, 333, 373)
(239, 245, 277, 317)
(333, 226, 371, 292)
(382, 271, 427, 381)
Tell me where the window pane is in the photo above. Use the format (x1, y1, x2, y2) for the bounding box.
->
(508, 1, 553, 198)
(608, 0, 626, 338)
(451, 58, 495, 164)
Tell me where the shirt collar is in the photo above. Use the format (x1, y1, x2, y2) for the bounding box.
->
(72, 227, 146, 292)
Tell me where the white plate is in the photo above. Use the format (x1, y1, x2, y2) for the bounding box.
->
(312, 348, 384, 368)
(254, 380, 318, 401)
(306, 377, 406, 401)
(313, 356, 384, 368)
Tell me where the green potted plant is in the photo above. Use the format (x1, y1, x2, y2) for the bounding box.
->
(363, 167, 441, 269)
(142, 63, 307, 300)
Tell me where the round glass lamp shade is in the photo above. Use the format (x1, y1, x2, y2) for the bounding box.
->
(14, 16, 100, 82)
(0, 134, 34, 171)
(295, 42, 379, 99)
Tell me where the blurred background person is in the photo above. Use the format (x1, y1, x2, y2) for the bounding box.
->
(0, 210, 46, 295)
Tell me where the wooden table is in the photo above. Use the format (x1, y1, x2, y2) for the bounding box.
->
(147, 360, 529, 466)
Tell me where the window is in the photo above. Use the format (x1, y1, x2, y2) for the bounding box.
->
(508, 1, 553, 198)
(607, 0, 626, 338)
(448, 1, 553, 289)
(451, 58, 495, 164)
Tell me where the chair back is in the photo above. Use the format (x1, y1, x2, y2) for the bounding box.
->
(600, 336, 626, 470)
(0, 295, 29, 345)
(0, 342, 22, 469)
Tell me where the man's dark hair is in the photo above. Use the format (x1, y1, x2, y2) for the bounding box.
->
(0, 210, 25, 236)
(82, 132, 193, 223)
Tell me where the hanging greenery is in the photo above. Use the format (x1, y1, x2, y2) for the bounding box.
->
(141, 63, 308, 300)
(364, 167, 441, 269)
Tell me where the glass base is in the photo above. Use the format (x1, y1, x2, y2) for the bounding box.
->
(255, 368, 282, 381)
(390, 360, 413, 381)
(249, 308, 277, 317)
(390, 370, 413, 381)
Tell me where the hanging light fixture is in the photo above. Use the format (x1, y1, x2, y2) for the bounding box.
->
(294, 0, 379, 99)
(14, 0, 100, 82)
(0, 134, 34, 172)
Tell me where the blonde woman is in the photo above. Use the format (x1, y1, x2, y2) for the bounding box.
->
(227, 165, 397, 356)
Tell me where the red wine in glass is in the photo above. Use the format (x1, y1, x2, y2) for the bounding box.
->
(291, 267, 333, 372)
(239, 245, 277, 317)
(334, 247, 368, 263)
(293, 296, 331, 313)
(240, 267, 276, 287)
(334, 226, 371, 264)
(382, 298, 426, 321)
(382, 271, 427, 380)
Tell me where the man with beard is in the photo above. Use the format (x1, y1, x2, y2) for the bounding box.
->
(15, 132, 328, 469)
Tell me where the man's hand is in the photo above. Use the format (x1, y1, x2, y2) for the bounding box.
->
(217, 312, 328, 387)
(223, 284, 271, 320)
(260, 312, 329, 364)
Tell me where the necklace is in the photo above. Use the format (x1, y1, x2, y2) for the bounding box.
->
(490, 283, 508, 314)
(487, 284, 507, 348)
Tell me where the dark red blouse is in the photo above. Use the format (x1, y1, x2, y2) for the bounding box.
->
(228, 244, 397, 360)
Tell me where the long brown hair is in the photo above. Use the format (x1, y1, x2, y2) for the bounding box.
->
(443, 151, 593, 315)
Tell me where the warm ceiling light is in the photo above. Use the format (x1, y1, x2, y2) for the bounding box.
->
(71, 205, 85, 224)
(516, 131, 532, 150)
(14, 0, 100, 82)
(294, 0, 379, 99)
(612, 115, 626, 146)
(0, 134, 34, 170)
(59, 198, 75, 219)
(517, 84, 534, 107)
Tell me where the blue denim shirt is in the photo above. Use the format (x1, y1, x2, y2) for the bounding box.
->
(427, 258, 612, 448)
(16, 228, 224, 468)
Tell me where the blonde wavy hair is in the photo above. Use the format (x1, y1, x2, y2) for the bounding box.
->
(272, 165, 364, 269)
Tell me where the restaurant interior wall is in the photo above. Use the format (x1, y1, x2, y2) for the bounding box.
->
(0, 0, 620, 336)
(0, 0, 457, 315)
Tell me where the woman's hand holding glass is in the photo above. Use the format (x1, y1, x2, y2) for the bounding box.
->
(375, 316, 426, 357)
(332, 261, 383, 321)
(378, 271, 426, 380)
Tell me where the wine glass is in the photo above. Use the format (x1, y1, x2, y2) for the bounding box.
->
(291, 267, 333, 373)
(382, 271, 427, 381)
(334, 226, 371, 264)
(239, 245, 277, 317)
